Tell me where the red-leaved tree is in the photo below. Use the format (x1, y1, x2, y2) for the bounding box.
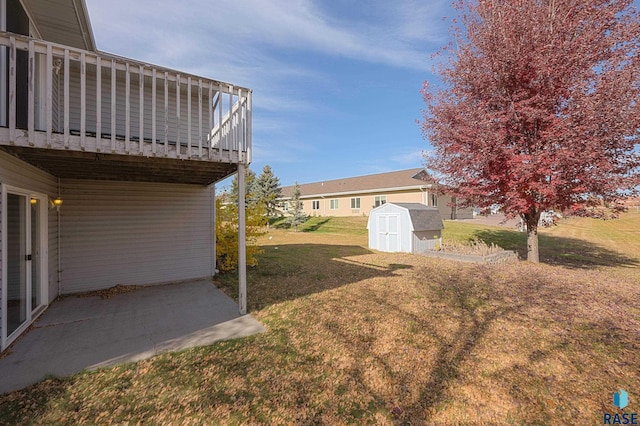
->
(422, 0, 640, 262)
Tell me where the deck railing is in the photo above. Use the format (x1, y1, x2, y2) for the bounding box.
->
(0, 32, 251, 164)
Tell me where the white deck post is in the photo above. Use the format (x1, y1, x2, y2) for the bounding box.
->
(238, 163, 247, 315)
(212, 184, 217, 277)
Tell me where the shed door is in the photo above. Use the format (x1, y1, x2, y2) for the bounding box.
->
(377, 214, 400, 252)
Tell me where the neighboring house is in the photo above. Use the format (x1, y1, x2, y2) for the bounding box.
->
(0, 0, 252, 351)
(279, 168, 474, 221)
(622, 197, 640, 211)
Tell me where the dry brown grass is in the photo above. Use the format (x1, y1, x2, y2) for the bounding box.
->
(0, 213, 638, 424)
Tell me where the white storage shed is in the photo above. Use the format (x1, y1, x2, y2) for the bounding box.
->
(367, 203, 444, 253)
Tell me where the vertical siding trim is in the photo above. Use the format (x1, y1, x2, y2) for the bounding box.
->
(79, 51, 86, 149)
(8, 36, 16, 143)
(187, 76, 192, 156)
(217, 83, 223, 159)
(63, 49, 70, 148)
(163, 72, 169, 155)
(27, 40, 35, 145)
(139, 65, 144, 153)
(125, 63, 131, 152)
(1, 184, 6, 350)
(208, 82, 213, 159)
(198, 79, 203, 157)
(45, 44, 53, 146)
(247, 91, 252, 164)
(175, 74, 181, 156)
(95, 57, 102, 151)
(110, 59, 116, 151)
(228, 85, 234, 162)
(151, 68, 157, 153)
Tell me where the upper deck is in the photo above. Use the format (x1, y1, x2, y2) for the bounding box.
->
(0, 32, 251, 185)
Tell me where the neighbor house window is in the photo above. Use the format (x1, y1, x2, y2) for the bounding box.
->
(350, 197, 361, 209)
(283, 202, 289, 211)
(330, 199, 339, 210)
(431, 194, 438, 207)
(312, 200, 320, 210)
(374, 196, 386, 207)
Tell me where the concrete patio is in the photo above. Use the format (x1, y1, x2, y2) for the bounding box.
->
(0, 280, 265, 394)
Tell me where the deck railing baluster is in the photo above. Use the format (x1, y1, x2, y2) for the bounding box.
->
(0, 33, 251, 164)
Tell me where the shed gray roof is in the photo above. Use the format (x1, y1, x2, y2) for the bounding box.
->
(392, 203, 444, 231)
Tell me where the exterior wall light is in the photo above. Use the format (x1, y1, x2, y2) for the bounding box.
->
(49, 198, 63, 211)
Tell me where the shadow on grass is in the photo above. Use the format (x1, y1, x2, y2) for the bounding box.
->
(301, 218, 331, 232)
(471, 229, 639, 269)
(0, 376, 71, 423)
(305, 262, 639, 423)
(214, 244, 413, 311)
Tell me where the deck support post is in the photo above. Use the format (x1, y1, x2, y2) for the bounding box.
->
(212, 184, 217, 277)
(238, 163, 247, 315)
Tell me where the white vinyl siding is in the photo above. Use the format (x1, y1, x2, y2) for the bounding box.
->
(0, 151, 59, 307)
(59, 180, 214, 294)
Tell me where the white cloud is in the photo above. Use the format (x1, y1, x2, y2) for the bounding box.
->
(85, 0, 450, 80)
(83, 0, 448, 180)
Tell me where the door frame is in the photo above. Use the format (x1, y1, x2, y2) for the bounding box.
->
(1, 184, 48, 350)
(1, 0, 7, 128)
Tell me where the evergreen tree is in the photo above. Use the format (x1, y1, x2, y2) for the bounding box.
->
(254, 165, 282, 229)
(216, 168, 267, 272)
(286, 182, 308, 231)
(230, 167, 258, 208)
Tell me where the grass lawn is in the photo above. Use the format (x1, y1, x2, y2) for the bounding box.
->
(1, 213, 639, 424)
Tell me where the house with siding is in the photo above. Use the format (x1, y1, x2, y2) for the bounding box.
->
(279, 168, 474, 221)
(0, 0, 252, 351)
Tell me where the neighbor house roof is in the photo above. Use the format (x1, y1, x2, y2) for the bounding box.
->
(281, 168, 436, 199)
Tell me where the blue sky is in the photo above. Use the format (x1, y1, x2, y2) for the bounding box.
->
(84, 0, 639, 188)
(83, 0, 453, 187)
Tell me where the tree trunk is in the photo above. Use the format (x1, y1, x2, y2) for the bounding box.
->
(527, 226, 539, 263)
(523, 212, 541, 263)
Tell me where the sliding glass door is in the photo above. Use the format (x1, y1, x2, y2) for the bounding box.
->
(4, 188, 46, 346)
(7, 193, 28, 336)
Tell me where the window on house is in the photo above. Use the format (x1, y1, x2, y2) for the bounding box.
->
(312, 200, 320, 210)
(330, 199, 339, 210)
(374, 196, 386, 207)
(283, 202, 289, 211)
(431, 194, 438, 207)
(350, 198, 361, 209)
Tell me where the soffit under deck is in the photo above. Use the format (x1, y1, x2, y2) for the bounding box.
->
(1, 147, 236, 185)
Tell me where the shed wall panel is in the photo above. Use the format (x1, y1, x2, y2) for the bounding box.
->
(413, 231, 442, 253)
(0, 151, 59, 306)
(59, 180, 214, 294)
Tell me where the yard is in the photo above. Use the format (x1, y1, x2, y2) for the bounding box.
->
(1, 213, 639, 424)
